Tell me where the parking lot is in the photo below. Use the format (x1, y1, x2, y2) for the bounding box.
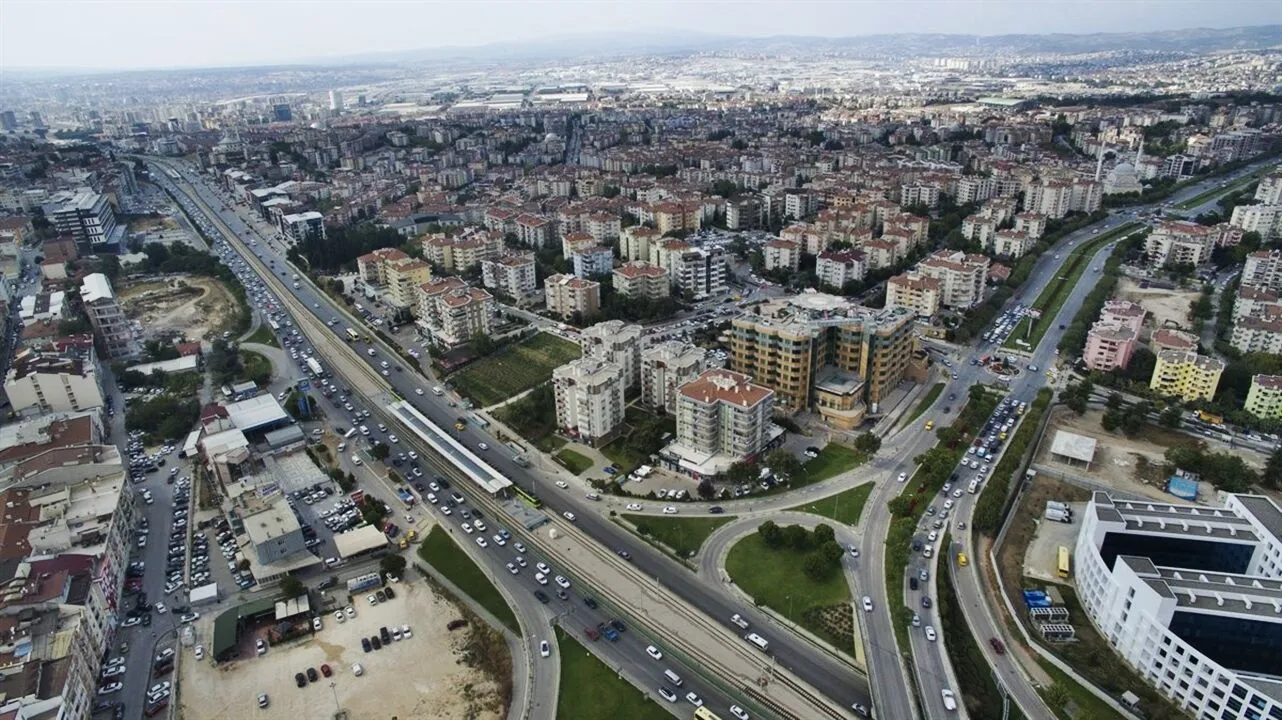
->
(179, 578, 504, 720)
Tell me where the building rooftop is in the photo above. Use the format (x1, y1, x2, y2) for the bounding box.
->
(79, 273, 114, 304)
(242, 498, 301, 547)
(223, 395, 290, 433)
(1050, 431, 1097, 464)
(679, 369, 772, 408)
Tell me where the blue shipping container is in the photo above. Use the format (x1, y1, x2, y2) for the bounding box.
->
(1167, 475, 1198, 501)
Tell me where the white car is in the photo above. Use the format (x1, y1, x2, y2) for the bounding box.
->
(927, 531, 938, 542)
(506, 562, 520, 575)
(401, 624, 412, 639)
(554, 575, 570, 589)
(563, 511, 576, 522)
(662, 506, 678, 515)
(477, 442, 489, 451)
(352, 663, 364, 676)
(539, 640, 551, 658)
(625, 503, 642, 511)
(194, 645, 204, 660)
(534, 572, 548, 585)
(536, 562, 551, 575)
(415, 388, 424, 395)
(897, 472, 908, 482)
(925, 626, 937, 642)
(475, 537, 488, 548)
(862, 596, 874, 612)
(686, 692, 704, 707)
(730, 706, 750, 720)
(335, 610, 346, 623)
(555, 481, 568, 489)
(645, 645, 663, 660)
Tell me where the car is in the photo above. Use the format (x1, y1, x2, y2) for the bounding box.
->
(990, 637, 1006, 654)
(862, 596, 873, 612)
(941, 689, 958, 711)
(555, 481, 568, 489)
(194, 644, 205, 660)
(554, 575, 570, 589)
(658, 687, 678, 703)
(361, 637, 372, 653)
(477, 442, 488, 451)
(645, 645, 663, 660)
(911, 613, 921, 627)
(258, 693, 269, 708)
(684, 691, 704, 707)
(320, 664, 332, 677)
(255, 638, 267, 655)
(415, 388, 424, 395)
(506, 562, 520, 575)
(367, 594, 378, 606)
(352, 663, 364, 676)
(391, 626, 402, 641)
(345, 606, 356, 618)
(475, 537, 488, 548)
(534, 590, 550, 604)
(401, 624, 412, 639)
(925, 626, 937, 642)
(562, 511, 576, 522)
(897, 472, 908, 482)
(515, 556, 527, 567)
(539, 640, 551, 658)
(625, 503, 642, 511)
(294, 673, 306, 688)
(662, 506, 678, 515)
(513, 541, 526, 553)
(730, 706, 750, 720)
(921, 595, 933, 609)
(536, 562, 551, 575)
(371, 635, 382, 650)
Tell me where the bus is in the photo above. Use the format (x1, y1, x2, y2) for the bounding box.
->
(268, 319, 280, 333)
(693, 709, 725, 720)
(512, 486, 543, 509)
(345, 328, 361, 342)
(1057, 546, 1072, 578)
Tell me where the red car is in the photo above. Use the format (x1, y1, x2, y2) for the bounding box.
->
(584, 627, 600, 641)
(320, 664, 332, 678)
(989, 638, 1006, 655)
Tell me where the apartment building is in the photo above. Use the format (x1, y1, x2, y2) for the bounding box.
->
(280, 211, 325, 244)
(515, 214, 555, 248)
(1255, 172, 1282, 205)
(815, 249, 866, 290)
(1145, 221, 1217, 267)
(1150, 329, 1199, 353)
(1245, 374, 1282, 420)
(433, 286, 496, 346)
(415, 276, 467, 328)
(730, 293, 916, 427)
(1024, 178, 1101, 218)
(640, 341, 705, 413)
(384, 256, 432, 310)
(1231, 315, 1282, 354)
(80, 272, 134, 360)
(241, 496, 308, 564)
(1074, 492, 1282, 720)
(1013, 212, 1048, 239)
(421, 229, 503, 272)
(725, 196, 764, 230)
(585, 213, 621, 245)
(1234, 285, 1282, 322)
(673, 246, 728, 300)
(619, 225, 661, 262)
(612, 261, 670, 300)
(662, 369, 780, 477)
(916, 250, 989, 309)
(481, 252, 537, 304)
(989, 229, 1035, 259)
(960, 215, 997, 246)
(580, 320, 643, 391)
(44, 189, 123, 252)
(572, 246, 614, 278)
(886, 273, 943, 318)
(1242, 249, 1282, 291)
(763, 239, 801, 271)
(1100, 300, 1147, 334)
(5, 352, 105, 416)
(1083, 323, 1138, 371)
(544, 274, 601, 320)
(552, 358, 625, 445)
(1150, 349, 1225, 402)
(1230, 203, 1282, 241)
(562, 231, 598, 259)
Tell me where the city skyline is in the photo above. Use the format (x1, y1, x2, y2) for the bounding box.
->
(2, 0, 1279, 71)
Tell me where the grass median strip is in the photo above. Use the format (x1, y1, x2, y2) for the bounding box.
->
(901, 382, 945, 429)
(621, 514, 736, 559)
(417, 526, 520, 633)
(1175, 163, 1279, 210)
(783, 484, 874, 526)
(555, 627, 667, 720)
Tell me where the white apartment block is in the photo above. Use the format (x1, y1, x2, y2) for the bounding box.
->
(763, 239, 801, 271)
(816, 250, 866, 290)
(80, 272, 134, 360)
(1254, 172, 1282, 205)
(917, 250, 989, 309)
(481, 252, 538, 304)
(955, 175, 998, 205)
(1146, 221, 1217, 267)
(44, 189, 123, 252)
(673, 246, 728, 300)
(552, 358, 625, 445)
(1231, 315, 1282, 354)
(1231, 204, 1282, 241)
(1075, 492, 1282, 720)
(886, 273, 942, 318)
(960, 215, 997, 246)
(433, 286, 495, 346)
(544, 274, 601, 320)
(612, 261, 670, 301)
(581, 320, 643, 392)
(1013, 212, 1048, 238)
(1235, 285, 1282, 322)
(1243, 249, 1282, 292)
(666, 369, 777, 476)
(422, 229, 503, 272)
(1024, 178, 1101, 218)
(4, 354, 105, 416)
(619, 226, 661, 262)
(988, 230, 1035, 259)
(640, 341, 705, 413)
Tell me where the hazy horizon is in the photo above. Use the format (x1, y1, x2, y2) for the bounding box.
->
(3, 0, 1279, 71)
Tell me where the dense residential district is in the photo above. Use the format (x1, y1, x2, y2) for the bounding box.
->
(3, 25, 1282, 720)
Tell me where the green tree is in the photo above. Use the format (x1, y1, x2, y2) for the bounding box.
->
(380, 554, 407, 578)
(854, 432, 881, 455)
(1101, 408, 1123, 433)
(782, 524, 812, 551)
(1159, 406, 1183, 429)
(802, 552, 833, 581)
(758, 520, 783, 548)
(765, 449, 805, 483)
(887, 495, 915, 517)
(370, 442, 390, 461)
(812, 524, 835, 546)
(697, 479, 715, 499)
(1106, 392, 1125, 410)
(1264, 447, 1282, 489)
(278, 574, 305, 599)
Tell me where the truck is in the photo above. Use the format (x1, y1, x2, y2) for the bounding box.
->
(1044, 507, 1072, 523)
(1045, 501, 1073, 515)
(1198, 410, 1224, 426)
(305, 357, 324, 376)
(346, 572, 383, 594)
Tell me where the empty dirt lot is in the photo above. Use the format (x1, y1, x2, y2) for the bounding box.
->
(1114, 277, 1201, 336)
(120, 276, 236, 341)
(179, 579, 503, 720)
(1038, 406, 1268, 501)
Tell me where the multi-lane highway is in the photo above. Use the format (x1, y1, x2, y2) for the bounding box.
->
(150, 158, 854, 719)
(147, 153, 1278, 720)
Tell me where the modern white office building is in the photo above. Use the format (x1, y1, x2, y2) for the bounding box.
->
(1075, 492, 1282, 720)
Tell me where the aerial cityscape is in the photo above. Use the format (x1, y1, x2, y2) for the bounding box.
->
(2, 3, 1282, 720)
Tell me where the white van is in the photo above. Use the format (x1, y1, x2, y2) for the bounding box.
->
(351, 455, 362, 466)
(663, 669, 683, 687)
(344, 428, 357, 439)
(359, 425, 370, 436)
(745, 633, 769, 652)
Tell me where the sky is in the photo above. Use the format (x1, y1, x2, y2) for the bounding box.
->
(2, 0, 1278, 70)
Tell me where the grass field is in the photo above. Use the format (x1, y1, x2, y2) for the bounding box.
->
(726, 533, 853, 651)
(449, 333, 581, 407)
(782, 484, 874, 526)
(555, 449, 594, 475)
(1003, 223, 1141, 352)
(242, 323, 279, 347)
(417, 526, 520, 633)
(555, 628, 667, 720)
(798, 444, 867, 488)
(622, 514, 736, 559)
(1036, 658, 1125, 720)
(901, 383, 945, 429)
(1174, 163, 1279, 210)
(237, 349, 273, 385)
